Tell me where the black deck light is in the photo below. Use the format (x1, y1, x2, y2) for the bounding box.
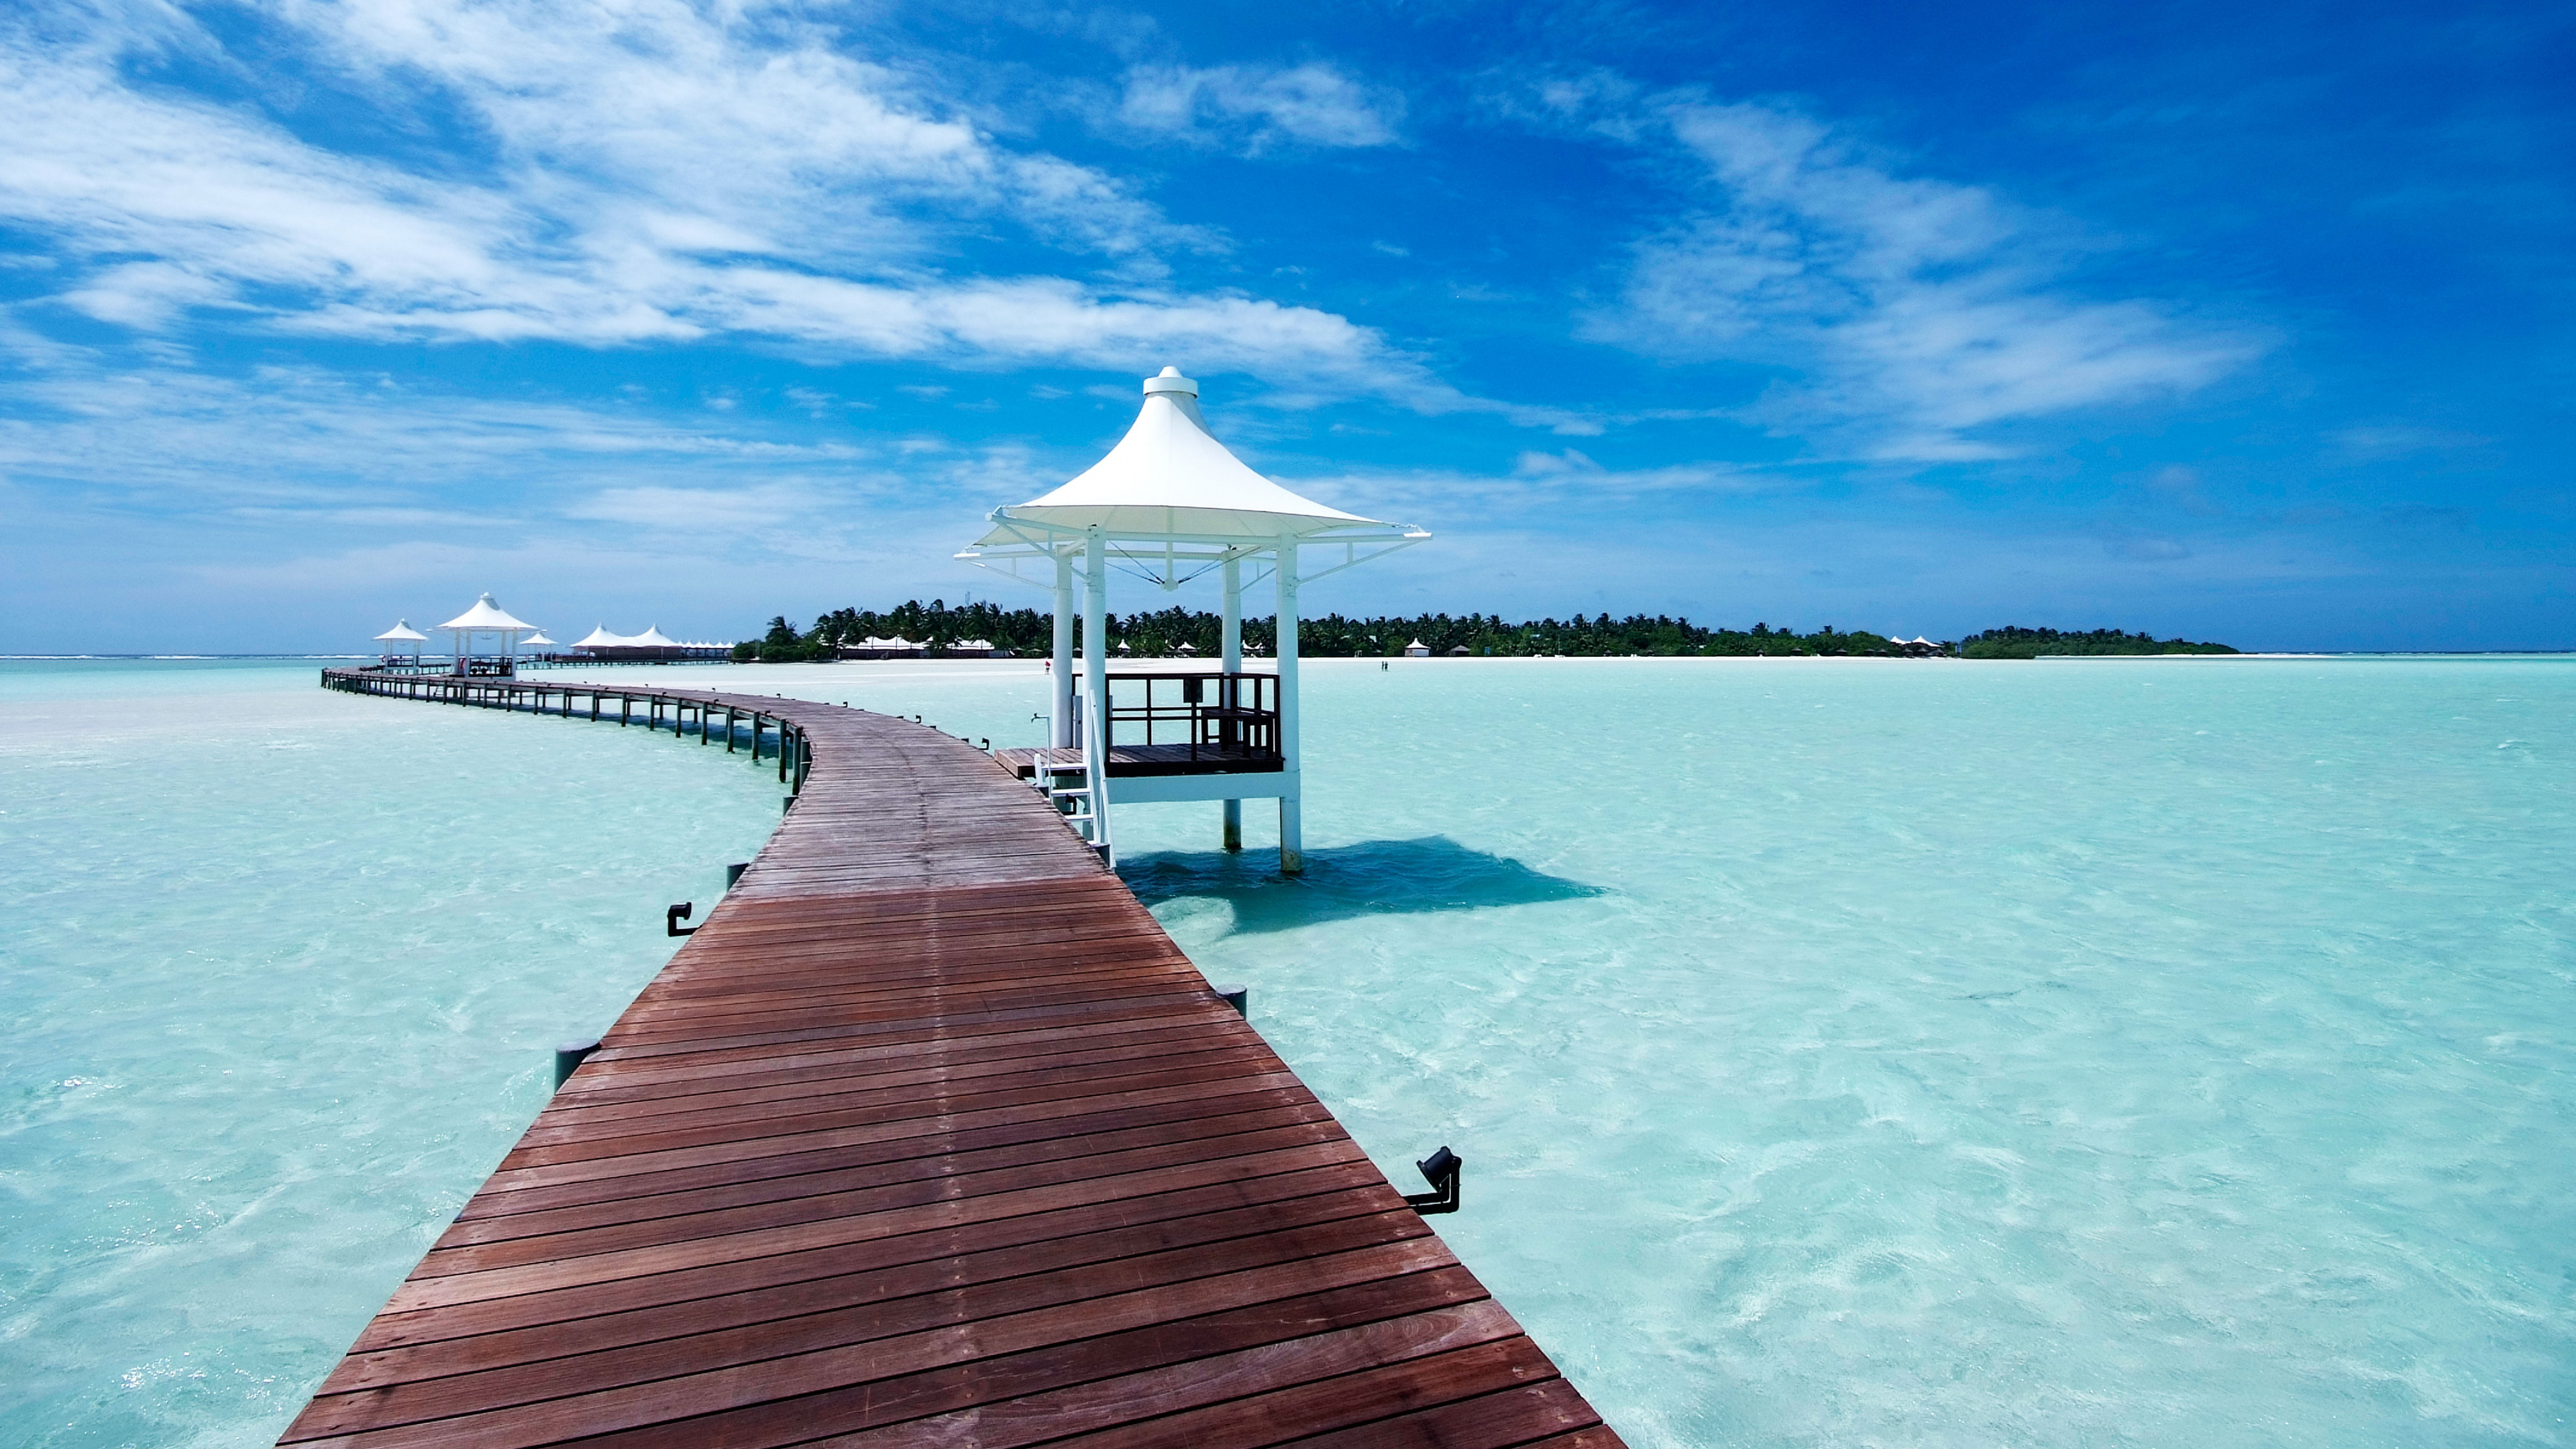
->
(666, 902, 698, 936)
(553, 1038, 602, 1089)
(1403, 1146, 1462, 1215)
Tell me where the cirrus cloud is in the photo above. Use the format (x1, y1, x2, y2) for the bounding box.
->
(1567, 95, 2268, 460)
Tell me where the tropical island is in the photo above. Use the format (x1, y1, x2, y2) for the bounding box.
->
(731, 602, 2238, 661)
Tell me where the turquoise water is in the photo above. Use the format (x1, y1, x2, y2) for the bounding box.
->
(6, 657, 2573, 1446)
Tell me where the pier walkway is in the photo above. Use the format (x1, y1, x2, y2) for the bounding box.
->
(288, 669, 1621, 1449)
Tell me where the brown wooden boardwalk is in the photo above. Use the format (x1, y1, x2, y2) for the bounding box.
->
(291, 669, 1622, 1449)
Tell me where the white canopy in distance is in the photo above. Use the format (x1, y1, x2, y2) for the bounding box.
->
(629, 625, 679, 647)
(522, 631, 557, 647)
(439, 593, 536, 633)
(374, 619, 429, 643)
(574, 625, 630, 648)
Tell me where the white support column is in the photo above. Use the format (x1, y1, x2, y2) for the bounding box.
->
(1051, 547, 1075, 748)
(1083, 527, 1109, 768)
(1220, 555, 1242, 852)
(1275, 536, 1302, 875)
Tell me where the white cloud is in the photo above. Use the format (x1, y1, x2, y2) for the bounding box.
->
(1275, 447, 1785, 531)
(0, 5, 1517, 417)
(2330, 425, 2487, 456)
(2144, 464, 2224, 517)
(1117, 64, 1403, 151)
(0, 356, 861, 513)
(1580, 101, 2266, 459)
(566, 482, 810, 532)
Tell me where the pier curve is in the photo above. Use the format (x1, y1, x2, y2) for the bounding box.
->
(286, 668, 1623, 1449)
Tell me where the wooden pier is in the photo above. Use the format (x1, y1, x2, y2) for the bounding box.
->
(288, 669, 1621, 1449)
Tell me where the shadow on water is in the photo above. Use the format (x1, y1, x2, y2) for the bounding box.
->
(1120, 835, 1605, 934)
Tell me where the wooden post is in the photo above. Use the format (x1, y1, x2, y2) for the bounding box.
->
(1051, 548, 1075, 749)
(1221, 554, 1242, 852)
(1277, 535, 1302, 875)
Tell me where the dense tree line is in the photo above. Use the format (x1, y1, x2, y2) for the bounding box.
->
(735, 602, 2236, 662)
(1957, 627, 2239, 659)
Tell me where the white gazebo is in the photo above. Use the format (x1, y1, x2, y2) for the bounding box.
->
(437, 592, 539, 676)
(959, 366, 1428, 873)
(574, 625, 632, 651)
(374, 619, 428, 665)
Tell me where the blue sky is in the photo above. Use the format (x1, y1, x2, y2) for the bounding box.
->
(2, 0, 2569, 651)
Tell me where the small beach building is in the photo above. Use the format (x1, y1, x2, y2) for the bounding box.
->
(437, 593, 537, 676)
(573, 626, 724, 662)
(959, 366, 1428, 872)
(843, 635, 926, 660)
(1404, 639, 1430, 658)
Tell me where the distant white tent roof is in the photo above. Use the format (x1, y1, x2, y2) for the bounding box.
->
(975, 369, 1395, 545)
(574, 625, 629, 648)
(375, 619, 428, 643)
(523, 631, 557, 647)
(629, 625, 679, 647)
(439, 593, 535, 633)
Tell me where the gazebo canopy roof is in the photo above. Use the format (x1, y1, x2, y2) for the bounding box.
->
(523, 631, 557, 647)
(439, 593, 535, 632)
(574, 625, 628, 647)
(629, 625, 679, 647)
(375, 619, 429, 643)
(974, 368, 1401, 547)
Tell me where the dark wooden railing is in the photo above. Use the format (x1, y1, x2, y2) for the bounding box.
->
(1105, 672, 1279, 759)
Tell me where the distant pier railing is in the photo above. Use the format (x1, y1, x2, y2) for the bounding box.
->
(323, 666, 814, 793)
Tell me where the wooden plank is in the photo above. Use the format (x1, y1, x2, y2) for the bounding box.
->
(288, 675, 1627, 1449)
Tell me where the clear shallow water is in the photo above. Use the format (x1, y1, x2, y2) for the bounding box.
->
(1, 661, 777, 1447)
(7, 657, 2574, 1446)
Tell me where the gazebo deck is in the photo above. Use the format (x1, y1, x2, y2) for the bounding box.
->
(998, 743, 1285, 779)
